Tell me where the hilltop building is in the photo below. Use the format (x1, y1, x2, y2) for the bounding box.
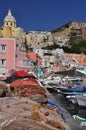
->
(26, 31, 53, 51)
(26, 21, 86, 48)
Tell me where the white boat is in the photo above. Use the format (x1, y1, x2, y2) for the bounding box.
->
(40, 75, 61, 85)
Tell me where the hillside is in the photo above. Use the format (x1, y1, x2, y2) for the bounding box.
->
(51, 21, 86, 46)
(43, 40, 86, 55)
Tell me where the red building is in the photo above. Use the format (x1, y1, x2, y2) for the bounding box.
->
(26, 53, 42, 66)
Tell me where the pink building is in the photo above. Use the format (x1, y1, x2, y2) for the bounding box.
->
(0, 38, 33, 74)
(65, 53, 86, 66)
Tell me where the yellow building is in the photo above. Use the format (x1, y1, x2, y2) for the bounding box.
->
(0, 9, 25, 43)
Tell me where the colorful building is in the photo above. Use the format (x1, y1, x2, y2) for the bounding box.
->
(26, 53, 42, 66)
(65, 53, 86, 66)
(0, 38, 34, 74)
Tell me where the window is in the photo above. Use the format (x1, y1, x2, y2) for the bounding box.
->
(1, 44, 6, 53)
(16, 44, 19, 50)
(15, 54, 17, 58)
(11, 22, 13, 26)
(1, 59, 6, 67)
(6, 23, 8, 25)
(23, 60, 30, 66)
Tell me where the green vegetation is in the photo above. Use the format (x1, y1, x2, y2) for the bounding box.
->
(42, 44, 60, 50)
(71, 40, 86, 54)
(64, 24, 69, 28)
(42, 40, 86, 55)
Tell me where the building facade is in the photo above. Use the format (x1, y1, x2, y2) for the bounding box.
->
(0, 9, 25, 43)
(26, 31, 53, 50)
(65, 53, 86, 66)
(0, 38, 34, 74)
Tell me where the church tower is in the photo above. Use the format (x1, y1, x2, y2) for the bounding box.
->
(3, 9, 16, 28)
(1, 9, 25, 43)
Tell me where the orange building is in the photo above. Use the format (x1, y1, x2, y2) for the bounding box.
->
(26, 53, 42, 66)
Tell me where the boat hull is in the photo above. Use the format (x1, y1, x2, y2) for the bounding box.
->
(76, 95, 86, 107)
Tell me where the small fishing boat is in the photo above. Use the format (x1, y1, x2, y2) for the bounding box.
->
(58, 86, 86, 96)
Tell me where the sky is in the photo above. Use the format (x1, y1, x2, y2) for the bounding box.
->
(0, 0, 86, 32)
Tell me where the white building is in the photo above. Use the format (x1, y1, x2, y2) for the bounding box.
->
(52, 35, 70, 47)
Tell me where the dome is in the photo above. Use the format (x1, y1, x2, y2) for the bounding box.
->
(4, 9, 16, 23)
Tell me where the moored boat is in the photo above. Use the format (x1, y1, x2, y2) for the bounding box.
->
(58, 86, 86, 96)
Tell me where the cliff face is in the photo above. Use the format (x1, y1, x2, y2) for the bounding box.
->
(51, 21, 86, 45)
